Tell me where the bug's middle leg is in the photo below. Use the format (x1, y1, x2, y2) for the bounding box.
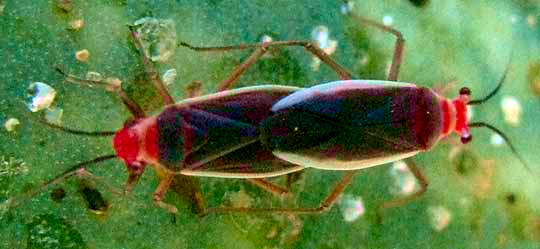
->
(179, 40, 353, 91)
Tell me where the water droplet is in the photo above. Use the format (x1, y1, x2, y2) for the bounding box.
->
(133, 17, 177, 62)
(428, 205, 451, 231)
(260, 34, 273, 43)
(510, 14, 518, 24)
(339, 194, 365, 222)
(383, 15, 393, 26)
(162, 69, 177, 86)
(389, 160, 419, 196)
(490, 134, 504, 147)
(27, 82, 56, 112)
(500, 96, 522, 126)
(4, 118, 20, 132)
(310, 26, 338, 71)
(312, 26, 330, 49)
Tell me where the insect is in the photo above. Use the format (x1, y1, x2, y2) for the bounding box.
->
(6, 12, 527, 216)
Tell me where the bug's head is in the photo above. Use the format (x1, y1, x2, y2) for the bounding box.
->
(439, 60, 531, 172)
(113, 119, 145, 174)
(450, 87, 473, 144)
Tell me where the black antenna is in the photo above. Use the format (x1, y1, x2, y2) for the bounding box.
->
(468, 54, 512, 105)
(37, 118, 116, 136)
(468, 122, 531, 172)
(41, 154, 118, 188)
(4, 154, 117, 209)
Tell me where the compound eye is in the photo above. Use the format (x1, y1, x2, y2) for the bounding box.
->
(459, 87, 471, 96)
(460, 134, 473, 144)
(128, 161, 145, 174)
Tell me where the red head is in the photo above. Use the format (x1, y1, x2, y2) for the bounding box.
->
(439, 87, 473, 144)
(112, 118, 159, 174)
(113, 123, 144, 174)
(113, 125, 139, 164)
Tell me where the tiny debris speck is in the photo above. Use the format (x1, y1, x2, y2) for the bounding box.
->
(75, 49, 90, 62)
(4, 118, 20, 132)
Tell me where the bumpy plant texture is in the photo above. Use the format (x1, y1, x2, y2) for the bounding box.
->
(0, 1, 539, 248)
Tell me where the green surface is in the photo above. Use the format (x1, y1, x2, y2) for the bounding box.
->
(1, 1, 540, 248)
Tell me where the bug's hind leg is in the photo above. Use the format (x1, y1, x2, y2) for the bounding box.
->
(376, 159, 428, 221)
(56, 68, 146, 118)
(204, 171, 357, 215)
(129, 26, 175, 105)
(347, 13, 405, 81)
(179, 40, 353, 91)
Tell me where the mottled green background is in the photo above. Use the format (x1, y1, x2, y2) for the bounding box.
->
(1, 0, 540, 248)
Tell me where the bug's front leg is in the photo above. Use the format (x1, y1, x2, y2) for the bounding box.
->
(123, 171, 143, 194)
(153, 173, 178, 214)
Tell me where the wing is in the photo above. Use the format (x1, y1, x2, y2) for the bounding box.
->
(156, 85, 303, 177)
(261, 80, 442, 170)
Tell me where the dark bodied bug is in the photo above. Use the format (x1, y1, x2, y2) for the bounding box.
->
(5, 12, 527, 216)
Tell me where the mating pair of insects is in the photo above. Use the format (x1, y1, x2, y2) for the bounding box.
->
(15, 13, 525, 217)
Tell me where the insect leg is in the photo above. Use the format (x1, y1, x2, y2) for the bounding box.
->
(246, 178, 289, 198)
(204, 171, 357, 215)
(247, 171, 302, 198)
(285, 171, 303, 189)
(153, 173, 178, 213)
(348, 13, 405, 81)
(180, 40, 352, 91)
(376, 159, 429, 218)
(129, 26, 175, 105)
(169, 175, 206, 216)
(56, 68, 146, 118)
(123, 171, 143, 193)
